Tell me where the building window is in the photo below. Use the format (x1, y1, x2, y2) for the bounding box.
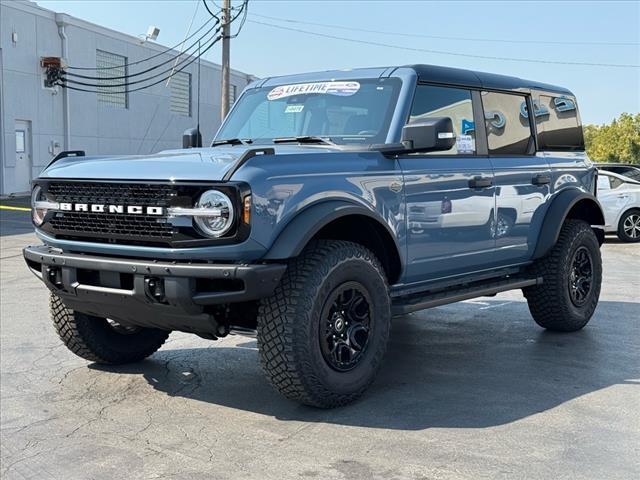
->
(96, 50, 128, 108)
(170, 71, 191, 116)
(409, 84, 476, 155)
(230, 85, 237, 106)
(482, 91, 534, 155)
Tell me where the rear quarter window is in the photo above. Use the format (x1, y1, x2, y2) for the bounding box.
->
(533, 94, 584, 151)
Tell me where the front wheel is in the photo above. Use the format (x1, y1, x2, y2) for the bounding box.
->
(523, 220, 602, 332)
(617, 209, 640, 242)
(51, 294, 170, 364)
(257, 240, 391, 408)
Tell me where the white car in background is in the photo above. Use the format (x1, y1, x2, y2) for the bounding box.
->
(597, 170, 640, 242)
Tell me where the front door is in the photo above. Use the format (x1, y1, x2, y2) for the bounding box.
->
(14, 120, 33, 193)
(400, 84, 496, 284)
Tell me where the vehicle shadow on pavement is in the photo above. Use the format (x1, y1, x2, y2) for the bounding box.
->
(90, 299, 639, 431)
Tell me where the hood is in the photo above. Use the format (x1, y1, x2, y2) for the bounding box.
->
(39, 145, 345, 182)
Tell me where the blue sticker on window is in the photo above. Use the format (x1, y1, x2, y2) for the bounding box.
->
(554, 96, 576, 112)
(520, 99, 550, 119)
(461, 119, 475, 135)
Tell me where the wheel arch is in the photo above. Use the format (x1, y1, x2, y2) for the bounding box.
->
(532, 189, 605, 259)
(263, 201, 403, 284)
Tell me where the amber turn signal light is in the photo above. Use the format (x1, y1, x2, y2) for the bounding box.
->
(242, 195, 251, 224)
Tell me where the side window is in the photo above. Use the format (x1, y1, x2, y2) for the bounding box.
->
(610, 176, 624, 189)
(534, 94, 584, 150)
(409, 85, 476, 155)
(481, 91, 533, 155)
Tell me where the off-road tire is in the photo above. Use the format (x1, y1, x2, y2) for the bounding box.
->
(523, 219, 602, 332)
(617, 209, 640, 243)
(51, 294, 170, 364)
(257, 240, 391, 408)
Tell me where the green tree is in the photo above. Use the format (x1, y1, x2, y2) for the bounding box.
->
(584, 113, 640, 164)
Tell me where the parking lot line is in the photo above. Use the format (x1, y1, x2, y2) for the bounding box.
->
(0, 205, 30, 212)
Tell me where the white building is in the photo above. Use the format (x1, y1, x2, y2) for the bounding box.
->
(0, 0, 255, 195)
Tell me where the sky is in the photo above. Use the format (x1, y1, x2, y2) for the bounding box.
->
(37, 0, 640, 125)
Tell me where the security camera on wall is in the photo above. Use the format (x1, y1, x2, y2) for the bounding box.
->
(146, 26, 160, 42)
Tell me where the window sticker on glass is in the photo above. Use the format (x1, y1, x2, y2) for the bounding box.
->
(456, 134, 475, 154)
(267, 81, 361, 101)
(284, 104, 304, 113)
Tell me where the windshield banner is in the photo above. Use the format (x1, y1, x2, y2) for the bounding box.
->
(267, 81, 361, 101)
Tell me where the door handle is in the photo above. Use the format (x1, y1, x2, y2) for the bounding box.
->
(468, 176, 493, 189)
(532, 174, 551, 186)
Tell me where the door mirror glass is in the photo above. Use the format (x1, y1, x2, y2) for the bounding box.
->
(401, 117, 456, 152)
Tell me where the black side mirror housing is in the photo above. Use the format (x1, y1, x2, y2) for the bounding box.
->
(183, 128, 202, 149)
(401, 117, 456, 153)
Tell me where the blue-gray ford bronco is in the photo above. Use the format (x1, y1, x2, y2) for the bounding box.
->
(24, 65, 605, 407)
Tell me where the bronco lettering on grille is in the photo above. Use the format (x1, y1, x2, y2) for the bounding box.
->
(58, 203, 164, 215)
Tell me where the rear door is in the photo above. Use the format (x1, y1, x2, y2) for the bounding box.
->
(399, 84, 496, 284)
(481, 92, 551, 264)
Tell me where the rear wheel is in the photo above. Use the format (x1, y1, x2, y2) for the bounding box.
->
(617, 209, 640, 243)
(523, 220, 602, 332)
(51, 294, 169, 364)
(257, 240, 391, 408)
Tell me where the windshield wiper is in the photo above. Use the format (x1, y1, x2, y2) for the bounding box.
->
(212, 138, 252, 146)
(272, 136, 335, 146)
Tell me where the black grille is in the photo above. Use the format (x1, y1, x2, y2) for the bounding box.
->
(45, 182, 177, 244)
(47, 182, 175, 207)
(49, 212, 173, 239)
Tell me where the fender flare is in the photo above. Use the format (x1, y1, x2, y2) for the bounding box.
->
(532, 189, 605, 259)
(263, 200, 400, 260)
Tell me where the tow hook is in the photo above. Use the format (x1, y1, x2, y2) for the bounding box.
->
(144, 277, 167, 304)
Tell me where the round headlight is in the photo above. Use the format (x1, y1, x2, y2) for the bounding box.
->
(194, 190, 235, 238)
(31, 185, 47, 226)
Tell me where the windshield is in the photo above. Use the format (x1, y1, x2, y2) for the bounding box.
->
(216, 78, 402, 145)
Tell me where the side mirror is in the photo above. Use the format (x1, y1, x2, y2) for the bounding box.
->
(182, 128, 202, 149)
(401, 117, 455, 153)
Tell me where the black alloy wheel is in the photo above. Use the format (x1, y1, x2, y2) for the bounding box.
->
(320, 282, 372, 372)
(568, 246, 593, 307)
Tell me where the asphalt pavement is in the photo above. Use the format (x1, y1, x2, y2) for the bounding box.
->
(1, 209, 638, 480)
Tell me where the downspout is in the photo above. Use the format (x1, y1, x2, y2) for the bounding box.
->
(55, 14, 71, 151)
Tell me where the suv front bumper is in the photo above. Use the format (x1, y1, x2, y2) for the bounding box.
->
(23, 244, 286, 334)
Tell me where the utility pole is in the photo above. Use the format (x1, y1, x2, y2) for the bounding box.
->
(220, 0, 231, 122)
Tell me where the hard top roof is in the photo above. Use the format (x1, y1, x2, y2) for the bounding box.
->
(406, 64, 573, 95)
(256, 64, 573, 96)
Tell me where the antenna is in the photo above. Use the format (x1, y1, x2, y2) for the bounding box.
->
(197, 39, 201, 144)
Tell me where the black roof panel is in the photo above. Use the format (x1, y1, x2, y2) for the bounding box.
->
(405, 64, 573, 95)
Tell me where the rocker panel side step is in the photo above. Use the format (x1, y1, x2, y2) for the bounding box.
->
(391, 276, 542, 316)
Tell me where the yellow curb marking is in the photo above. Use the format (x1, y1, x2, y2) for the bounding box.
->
(0, 205, 30, 212)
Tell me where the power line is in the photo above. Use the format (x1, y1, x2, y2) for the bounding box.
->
(167, 0, 204, 86)
(58, 1, 246, 95)
(228, 0, 248, 39)
(250, 12, 640, 47)
(248, 19, 640, 68)
(202, 0, 220, 21)
(66, 15, 217, 70)
(57, 35, 223, 94)
(64, 21, 221, 81)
